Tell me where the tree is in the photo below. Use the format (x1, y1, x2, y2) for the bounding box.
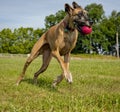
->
(45, 10, 65, 30)
(85, 3, 105, 23)
(0, 27, 45, 54)
(0, 28, 15, 53)
(12, 27, 44, 54)
(0, 3, 119, 55)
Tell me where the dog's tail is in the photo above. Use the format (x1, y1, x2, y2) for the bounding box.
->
(31, 33, 47, 56)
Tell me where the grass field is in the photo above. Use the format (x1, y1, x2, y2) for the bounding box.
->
(0, 56, 120, 112)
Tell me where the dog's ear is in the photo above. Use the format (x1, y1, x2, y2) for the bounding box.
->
(65, 4, 73, 15)
(72, 1, 82, 9)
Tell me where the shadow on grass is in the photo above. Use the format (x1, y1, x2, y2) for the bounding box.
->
(22, 77, 59, 92)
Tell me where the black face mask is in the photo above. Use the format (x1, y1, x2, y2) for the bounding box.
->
(73, 11, 93, 33)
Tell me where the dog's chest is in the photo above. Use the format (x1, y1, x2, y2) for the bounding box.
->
(59, 32, 77, 55)
(64, 33, 75, 45)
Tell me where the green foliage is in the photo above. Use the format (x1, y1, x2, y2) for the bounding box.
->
(0, 3, 120, 55)
(0, 27, 44, 54)
(85, 3, 105, 23)
(0, 29, 15, 53)
(0, 57, 120, 111)
(45, 10, 65, 30)
(44, 3, 120, 54)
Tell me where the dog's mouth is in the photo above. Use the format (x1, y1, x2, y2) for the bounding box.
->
(74, 20, 93, 35)
(75, 23, 84, 33)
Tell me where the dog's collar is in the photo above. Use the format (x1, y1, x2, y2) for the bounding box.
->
(63, 21, 75, 32)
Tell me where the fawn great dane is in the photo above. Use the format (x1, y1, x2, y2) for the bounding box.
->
(16, 2, 92, 87)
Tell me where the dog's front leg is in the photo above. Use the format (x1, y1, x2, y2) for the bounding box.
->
(52, 75, 64, 87)
(52, 51, 72, 87)
(64, 53, 73, 83)
(52, 50, 65, 87)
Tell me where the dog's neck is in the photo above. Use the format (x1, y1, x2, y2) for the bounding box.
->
(63, 15, 75, 32)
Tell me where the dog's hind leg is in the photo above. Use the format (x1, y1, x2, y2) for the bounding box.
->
(33, 48, 52, 84)
(16, 37, 46, 85)
(16, 52, 39, 85)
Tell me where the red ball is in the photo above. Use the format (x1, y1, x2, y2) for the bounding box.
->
(81, 26, 92, 35)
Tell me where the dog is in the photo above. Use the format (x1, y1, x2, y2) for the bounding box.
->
(16, 2, 92, 87)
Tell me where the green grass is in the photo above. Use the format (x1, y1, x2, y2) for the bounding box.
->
(0, 56, 120, 112)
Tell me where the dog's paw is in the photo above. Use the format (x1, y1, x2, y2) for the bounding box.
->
(16, 76, 24, 86)
(51, 82, 57, 88)
(16, 82, 19, 86)
(33, 77, 38, 85)
(65, 72, 73, 83)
